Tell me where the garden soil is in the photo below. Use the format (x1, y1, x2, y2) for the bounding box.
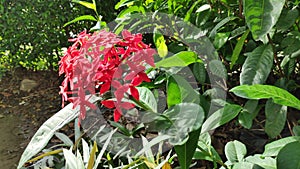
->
(0, 68, 61, 169)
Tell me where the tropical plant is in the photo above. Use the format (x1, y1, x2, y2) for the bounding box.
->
(18, 0, 300, 168)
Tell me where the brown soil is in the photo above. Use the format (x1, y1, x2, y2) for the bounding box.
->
(0, 67, 61, 169)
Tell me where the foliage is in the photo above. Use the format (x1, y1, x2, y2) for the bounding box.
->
(18, 0, 300, 168)
(0, 0, 118, 70)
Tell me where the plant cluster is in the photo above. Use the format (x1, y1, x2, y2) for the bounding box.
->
(18, 0, 300, 169)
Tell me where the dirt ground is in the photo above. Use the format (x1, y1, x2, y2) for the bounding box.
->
(0, 68, 61, 169)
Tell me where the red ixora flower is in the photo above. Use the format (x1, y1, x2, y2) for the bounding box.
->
(59, 29, 156, 124)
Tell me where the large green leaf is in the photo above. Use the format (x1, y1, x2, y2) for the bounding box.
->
(263, 136, 300, 157)
(265, 99, 287, 138)
(230, 84, 300, 110)
(240, 44, 273, 85)
(243, 0, 285, 42)
(277, 141, 300, 169)
(17, 96, 100, 169)
(155, 51, 199, 68)
(201, 104, 242, 133)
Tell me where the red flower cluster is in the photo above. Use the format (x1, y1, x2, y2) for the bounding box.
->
(59, 29, 156, 123)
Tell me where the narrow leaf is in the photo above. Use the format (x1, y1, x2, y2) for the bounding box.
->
(63, 15, 97, 27)
(230, 29, 250, 69)
(230, 84, 300, 110)
(243, 0, 285, 42)
(73, 0, 97, 12)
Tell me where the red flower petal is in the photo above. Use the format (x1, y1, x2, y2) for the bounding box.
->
(130, 86, 139, 100)
(114, 109, 122, 122)
(101, 100, 115, 109)
(120, 102, 135, 110)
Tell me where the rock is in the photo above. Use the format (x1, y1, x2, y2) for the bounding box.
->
(20, 79, 38, 92)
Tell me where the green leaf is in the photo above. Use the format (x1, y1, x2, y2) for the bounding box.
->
(246, 155, 276, 169)
(209, 60, 227, 79)
(63, 15, 97, 27)
(293, 126, 300, 136)
(154, 30, 168, 58)
(192, 62, 206, 85)
(184, 0, 201, 22)
(277, 141, 300, 169)
(194, 132, 222, 162)
(163, 103, 205, 145)
(263, 136, 300, 157)
(73, 0, 97, 12)
(276, 8, 299, 32)
(265, 99, 287, 138)
(230, 29, 250, 69)
(166, 75, 199, 108)
(238, 100, 260, 129)
(213, 32, 230, 49)
(174, 128, 201, 169)
(209, 16, 237, 38)
(225, 140, 247, 163)
(232, 162, 254, 169)
(136, 87, 157, 112)
(230, 84, 300, 110)
(201, 104, 242, 133)
(115, 0, 134, 9)
(155, 51, 198, 68)
(243, 0, 285, 42)
(240, 44, 273, 85)
(17, 95, 100, 169)
(55, 132, 74, 147)
(63, 148, 84, 169)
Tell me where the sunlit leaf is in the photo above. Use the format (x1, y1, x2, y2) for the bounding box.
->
(230, 84, 300, 110)
(155, 51, 198, 67)
(63, 15, 97, 27)
(243, 0, 285, 42)
(230, 29, 250, 69)
(240, 44, 273, 85)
